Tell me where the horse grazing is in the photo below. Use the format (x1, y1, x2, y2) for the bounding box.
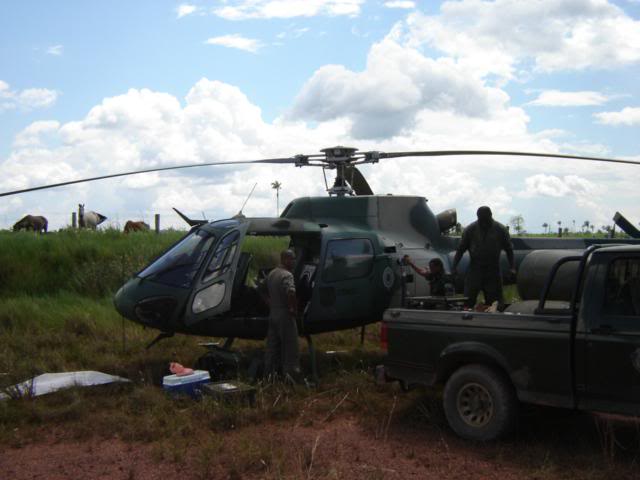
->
(124, 220, 150, 234)
(78, 204, 107, 230)
(13, 215, 48, 233)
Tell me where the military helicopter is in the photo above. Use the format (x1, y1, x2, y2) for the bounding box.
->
(2, 147, 640, 362)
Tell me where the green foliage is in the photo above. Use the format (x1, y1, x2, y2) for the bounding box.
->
(0, 230, 288, 298)
(0, 229, 184, 297)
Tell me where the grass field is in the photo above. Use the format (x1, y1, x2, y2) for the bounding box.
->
(1, 230, 639, 479)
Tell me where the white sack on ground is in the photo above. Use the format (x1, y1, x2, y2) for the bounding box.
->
(0, 371, 131, 400)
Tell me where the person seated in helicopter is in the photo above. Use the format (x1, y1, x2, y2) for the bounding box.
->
(403, 255, 448, 296)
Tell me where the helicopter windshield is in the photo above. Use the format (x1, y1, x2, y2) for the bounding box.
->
(138, 229, 215, 288)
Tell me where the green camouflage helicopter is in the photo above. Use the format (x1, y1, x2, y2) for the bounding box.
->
(3, 147, 640, 357)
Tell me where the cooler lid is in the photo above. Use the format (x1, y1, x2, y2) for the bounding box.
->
(162, 370, 210, 386)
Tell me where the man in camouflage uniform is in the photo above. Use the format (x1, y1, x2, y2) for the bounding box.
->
(452, 206, 516, 308)
(264, 249, 301, 380)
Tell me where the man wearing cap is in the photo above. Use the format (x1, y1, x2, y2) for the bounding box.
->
(452, 206, 516, 308)
(264, 249, 301, 380)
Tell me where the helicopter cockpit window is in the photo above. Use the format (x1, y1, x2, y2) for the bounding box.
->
(138, 230, 215, 288)
(322, 238, 374, 283)
(202, 231, 240, 283)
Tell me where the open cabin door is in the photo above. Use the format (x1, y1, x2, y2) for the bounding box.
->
(184, 221, 249, 326)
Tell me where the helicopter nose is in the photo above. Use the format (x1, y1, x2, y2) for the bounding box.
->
(114, 277, 180, 330)
(113, 277, 139, 321)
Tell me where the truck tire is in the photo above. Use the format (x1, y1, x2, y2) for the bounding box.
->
(443, 364, 518, 441)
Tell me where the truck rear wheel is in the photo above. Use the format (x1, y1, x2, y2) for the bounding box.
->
(443, 364, 518, 441)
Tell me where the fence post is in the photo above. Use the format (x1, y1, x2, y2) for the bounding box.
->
(155, 214, 160, 234)
(72, 212, 77, 229)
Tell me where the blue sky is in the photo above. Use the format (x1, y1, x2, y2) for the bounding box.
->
(1, 0, 640, 232)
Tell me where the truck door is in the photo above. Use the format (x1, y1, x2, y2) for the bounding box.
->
(581, 254, 640, 415)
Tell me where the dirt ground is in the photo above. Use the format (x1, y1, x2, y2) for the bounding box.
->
(2, 411, 639, 480)
(0, 419, 526, 480)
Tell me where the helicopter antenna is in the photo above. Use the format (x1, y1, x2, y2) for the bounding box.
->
(238, 182, 257, 217)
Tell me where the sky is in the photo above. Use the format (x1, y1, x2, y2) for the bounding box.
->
(1, 0, 639, 233)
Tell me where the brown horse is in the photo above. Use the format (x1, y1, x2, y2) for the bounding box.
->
(124, 220, 150, 234)
(13, 215, 48, 234)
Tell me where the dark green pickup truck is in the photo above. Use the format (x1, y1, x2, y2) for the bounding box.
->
(381, 245, 640, 440)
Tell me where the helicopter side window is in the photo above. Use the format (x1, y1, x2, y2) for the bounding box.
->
(138, 230, 214, 288)
(202, 231, 240, 283)
(322, 238, 374, 283)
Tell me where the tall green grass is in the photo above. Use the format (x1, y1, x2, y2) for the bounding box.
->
(0, 229, 184, 297)
(0, 230, 287, 298)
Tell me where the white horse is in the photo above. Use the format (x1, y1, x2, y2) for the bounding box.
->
(78, 204, 107, 230)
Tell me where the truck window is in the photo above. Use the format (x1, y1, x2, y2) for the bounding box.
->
(322, 238, 374, 282)
(603, 258, 640, 317)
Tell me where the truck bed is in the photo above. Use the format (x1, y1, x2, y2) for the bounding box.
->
(383, 306, 575, 409)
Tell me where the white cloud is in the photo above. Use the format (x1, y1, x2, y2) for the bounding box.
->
(13, 121, 61, 148)
(276, 27, 310, 40)
(384, 1, 415, 9)
(399, 0, 640, 80)
(205, 34, 264, 53)
(289, 38, 513, 138)
(46, 45, 63, 56)
(0, 80, 58, 112)
(518, 173, 607, 220)
(0, 79, 351, 229)
(527, 90, 611, 107)
(594, 106, 640, 126)
(1, 61, 636, 230)
(213, 0, 364, 20)
(177, 4, 197, 18)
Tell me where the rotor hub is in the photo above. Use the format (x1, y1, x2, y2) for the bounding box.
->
(320, 146, 359, 164)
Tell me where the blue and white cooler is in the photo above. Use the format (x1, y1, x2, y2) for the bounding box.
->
(162, 370, 211, 398)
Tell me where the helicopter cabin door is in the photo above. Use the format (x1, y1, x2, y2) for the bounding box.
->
(309, 237, 378, 330)
(184, 221, 248, 326)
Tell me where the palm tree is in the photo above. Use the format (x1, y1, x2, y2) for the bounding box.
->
(542, 222, 549, 234)
(271, 181, 282, 216)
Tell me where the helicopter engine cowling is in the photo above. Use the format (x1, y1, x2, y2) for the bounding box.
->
(436, 209, 457, 234)
(516, 250, 582, 301)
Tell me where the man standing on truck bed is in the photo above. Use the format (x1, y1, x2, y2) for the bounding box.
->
(452, 206, 516, 308)
(264, 249, 301, 382)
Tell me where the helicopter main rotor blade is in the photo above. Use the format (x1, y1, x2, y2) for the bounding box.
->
(0, 157, 297, 198)
(378, 150, 640, 166)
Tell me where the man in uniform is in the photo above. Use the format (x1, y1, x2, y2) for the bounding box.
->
(264, 249, 301, 381)
(452, 206, 516, 308)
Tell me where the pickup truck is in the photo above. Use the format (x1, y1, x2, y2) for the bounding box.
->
(381, 245, 640, 441)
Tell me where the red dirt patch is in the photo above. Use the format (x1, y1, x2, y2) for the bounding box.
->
(0, 418, 535, 480)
